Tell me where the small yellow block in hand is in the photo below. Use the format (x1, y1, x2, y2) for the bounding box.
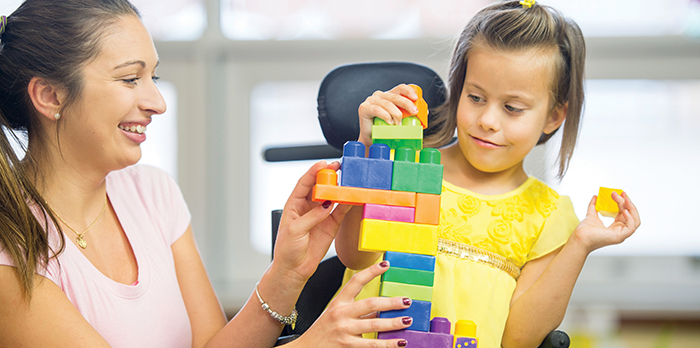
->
(596, 187, 624, 218)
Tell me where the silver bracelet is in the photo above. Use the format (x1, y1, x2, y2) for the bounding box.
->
(255, 282, 298, 326)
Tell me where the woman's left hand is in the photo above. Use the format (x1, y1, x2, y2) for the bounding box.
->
(572, 191, 641, 253)
(272, 160, 352, 287)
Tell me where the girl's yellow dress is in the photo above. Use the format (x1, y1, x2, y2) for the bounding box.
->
(340, 177, 579, 347)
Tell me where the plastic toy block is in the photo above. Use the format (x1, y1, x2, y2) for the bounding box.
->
(454, 320, 478, 348)
(392, 147, 443, 195)
(416, 148, 443, 195)
(383, 252, 436, 272)
(596, 187, 624, 218)
(430, 317, 452, 334)
(405, 84, 429, 129)
(378, 300, 432, 332)
(372, 121, 423, 151)
(313, 169, 416, 207)
(366, 144, 393, 189)
(363, 204, 415, 223)
(382, 266, 434, 287)
(380, 281, 433, 302)
(358, 219, 438, 255)
(378, 329, 453, 347)
(340, 142, 393, 190)
(415, 193, 441, 225)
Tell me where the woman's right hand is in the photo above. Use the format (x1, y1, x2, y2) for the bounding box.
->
(358, 84, 419, 148)
(290, 261, 412, 348)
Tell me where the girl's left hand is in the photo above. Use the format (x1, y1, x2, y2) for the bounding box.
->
(572, 191, 641, 253)
(272, 160, 352, 288)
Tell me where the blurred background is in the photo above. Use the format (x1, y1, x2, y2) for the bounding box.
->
(2, 0, 699, 346)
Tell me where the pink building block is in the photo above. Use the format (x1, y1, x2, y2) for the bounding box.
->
(363, 204, 415, 223)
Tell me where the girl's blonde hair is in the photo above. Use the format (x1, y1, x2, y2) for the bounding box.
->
(426, 1, 586, 178)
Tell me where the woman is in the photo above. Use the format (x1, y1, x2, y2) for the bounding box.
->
(0, 1, 412, 347)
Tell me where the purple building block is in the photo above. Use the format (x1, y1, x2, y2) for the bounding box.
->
(378, 329, 453, 348)
(454, 337, 478, 348)
(363, 204, 415, 223)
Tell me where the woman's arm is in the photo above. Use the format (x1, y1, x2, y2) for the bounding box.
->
(501, 192, 640, 348)
(0, 266, 111, 347)
(178, 161, 412, 347)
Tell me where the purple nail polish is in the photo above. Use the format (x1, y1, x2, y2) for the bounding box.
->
(398, 339, 408, 347)
(322, 200, 332, 209)
(402, 317, 413, 325)
(403, 298, 411, 306)
(379, 260, 389, 268)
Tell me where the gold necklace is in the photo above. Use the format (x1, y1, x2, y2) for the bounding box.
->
(54, 196, 108, 249)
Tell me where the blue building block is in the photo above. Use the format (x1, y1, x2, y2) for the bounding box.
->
(378, 300, 432, 332)
(384, 252, 436, 272)
(340, 141, 393, 190)
(366, 143, 393, 189)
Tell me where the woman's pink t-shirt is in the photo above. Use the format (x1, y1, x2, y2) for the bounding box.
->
(0, 165, 193, 347)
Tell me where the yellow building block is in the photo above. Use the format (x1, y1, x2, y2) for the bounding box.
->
(358, 219, 438, 255)
(596, 187, 624, 218)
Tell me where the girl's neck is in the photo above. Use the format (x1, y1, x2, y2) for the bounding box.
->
(440, 142, 529, 196)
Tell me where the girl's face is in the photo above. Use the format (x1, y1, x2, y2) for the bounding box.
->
(455, 45, 565, 175)
(59, 15, 165, 173)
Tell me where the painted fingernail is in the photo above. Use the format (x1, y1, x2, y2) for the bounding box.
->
(402, 317, 413, 325)
(398, 339, 408, 347)
(379, 260, 389, 268)
(412, 106, 418, 113)
(322, 200, 332, 209)
(403, 297, 411, 306)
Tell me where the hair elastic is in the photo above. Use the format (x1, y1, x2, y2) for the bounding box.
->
(519, 0, 536, 9)
(0, 15, 7, 36)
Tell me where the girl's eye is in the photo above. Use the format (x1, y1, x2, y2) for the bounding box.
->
(152, 75, 161, 83)
(505, 104, 524, 114)
(468, 94, 483, 103)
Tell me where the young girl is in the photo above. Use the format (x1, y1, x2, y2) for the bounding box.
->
(335, 1, 641, 347)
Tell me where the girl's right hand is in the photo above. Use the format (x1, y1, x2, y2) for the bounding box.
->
(358, 84, 419, 148)
(291, 260, 412, 348)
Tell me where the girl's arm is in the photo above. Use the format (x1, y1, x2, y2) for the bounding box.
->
(336, 84, 419, 270)
(501, 192, 640, 348)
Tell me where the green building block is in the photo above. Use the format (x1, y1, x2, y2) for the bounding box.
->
(372, 117, 423, 151)
(391, 147, 443, 195)
(391, 146, 420, 192)
(380, 281, 433, 302)
(416, 148, 443, 195)
(381, 266, 434, 287)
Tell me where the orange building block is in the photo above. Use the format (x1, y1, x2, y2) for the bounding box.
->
(414, 193, 441, 225)
(359, 218, 438, 255)
(400, 84, 429, 129)
(312, 169, 416, 207)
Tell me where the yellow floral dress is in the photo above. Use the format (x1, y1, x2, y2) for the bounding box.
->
(340, 177, 579, 347)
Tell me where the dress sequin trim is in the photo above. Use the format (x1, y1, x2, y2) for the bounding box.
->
(438, 239, 521, 280)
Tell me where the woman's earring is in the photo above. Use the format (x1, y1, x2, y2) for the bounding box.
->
(54, 112, 61, 120)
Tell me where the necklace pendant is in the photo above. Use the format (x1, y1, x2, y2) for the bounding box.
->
(76, 235, 87, 249)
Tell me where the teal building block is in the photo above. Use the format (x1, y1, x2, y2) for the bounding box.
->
(381, 266, 434, 287)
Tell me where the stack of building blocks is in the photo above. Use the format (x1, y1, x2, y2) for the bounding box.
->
(311, 84, 478, 347)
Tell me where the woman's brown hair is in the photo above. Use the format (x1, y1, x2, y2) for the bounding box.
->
(0, 0, 140, 300)
(425, 0, 586, 178)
